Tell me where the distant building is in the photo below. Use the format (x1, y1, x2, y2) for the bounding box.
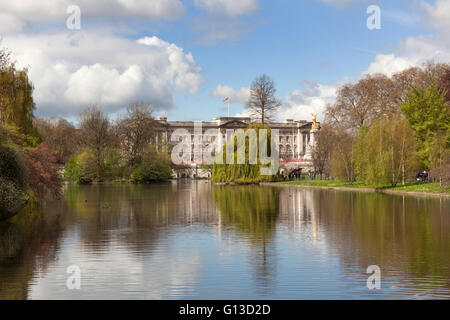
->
(155, 117, 317, 161)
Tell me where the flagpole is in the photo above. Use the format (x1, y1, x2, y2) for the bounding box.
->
(227, 99, 230, 118)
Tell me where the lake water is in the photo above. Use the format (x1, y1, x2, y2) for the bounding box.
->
(0, 181, 449, 300)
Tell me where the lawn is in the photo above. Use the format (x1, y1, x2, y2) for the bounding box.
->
(273, 180, 450, 194)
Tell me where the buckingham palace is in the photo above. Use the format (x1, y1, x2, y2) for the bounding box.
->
(155, 116, 317, 161)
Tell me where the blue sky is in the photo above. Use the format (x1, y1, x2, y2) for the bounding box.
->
(1, 0, 448, 123)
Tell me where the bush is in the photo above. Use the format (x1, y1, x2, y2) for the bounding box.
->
(0, 145, 28, 189)
(0, 145, 29, 220)
(130, 163, 172, 183)
(64, 151, 97, 184)
(26, 142, 63, 199)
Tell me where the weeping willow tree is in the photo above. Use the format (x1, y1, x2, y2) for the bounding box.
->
(211, 123, 280, 183)
(0, 49, 36, 136)
(0, 48, 40, 220)
(212, 185, 279, 237)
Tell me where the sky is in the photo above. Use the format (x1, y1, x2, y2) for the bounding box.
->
(1, 0, 449, 124)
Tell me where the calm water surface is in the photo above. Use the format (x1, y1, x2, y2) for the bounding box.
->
(0, 181, 449, 299)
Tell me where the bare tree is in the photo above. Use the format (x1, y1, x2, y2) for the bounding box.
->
(116, 102, 157, 167)
(0, 46, 11, 70)
(246, 75, 282, 124)
(79, 105, 111, 180)
(34, 118, 80, 163)
(311, 124, 335, 179)
(325, 74, 398, 132)
(439, 67, 450, 102)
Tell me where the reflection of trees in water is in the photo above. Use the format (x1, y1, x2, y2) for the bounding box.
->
(64, 182, 220, 254)
(213, 185, 280, 294)
(282, 189, 450, 289)
(64, 184, 167, 254)
(0, 201, 72, 299)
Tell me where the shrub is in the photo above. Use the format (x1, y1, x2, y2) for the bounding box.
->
(26, 142, 63, 200)
(0, 145, 29, 220)
(0, 145, 28, 189)
(130, 163, 172, 183)
(64, 150, 97, 184)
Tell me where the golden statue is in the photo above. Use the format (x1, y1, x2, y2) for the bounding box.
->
(311, 113, 318, 130)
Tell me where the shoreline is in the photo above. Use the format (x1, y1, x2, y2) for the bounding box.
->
(262, 182, 450, 198)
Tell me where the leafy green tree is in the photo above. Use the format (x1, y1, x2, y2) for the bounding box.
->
(211, 123, 279, 183)
(401, 84, 450, 169)
(353, 118, 418, 186)
(0, 62, 35, 136)
(64, 150, 99, 184)
(329, 130, 355, 182)
(79, 106, 111, 181)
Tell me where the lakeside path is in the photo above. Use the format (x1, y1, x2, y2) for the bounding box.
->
(263, 182, 450, 198)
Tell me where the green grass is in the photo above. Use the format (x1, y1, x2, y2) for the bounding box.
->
(272, 180, 450, 194)
(388, 182, 450, 194)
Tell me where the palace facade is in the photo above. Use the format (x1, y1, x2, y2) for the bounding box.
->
(155, 116, 316, 161)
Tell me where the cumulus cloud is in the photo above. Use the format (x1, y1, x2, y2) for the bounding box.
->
(0, 0, 184, 29)
(3, 32, 203, 117)
(421, 0, 450, 33)
(226, 80, 336, 122)
(194, 0, 259, 17)
(0, 13, 25, 34)
(364, 53, 416, 77)
(363, 34, 450, 77)
(278, 81, 337, 123)
(211, 85, 250, 104)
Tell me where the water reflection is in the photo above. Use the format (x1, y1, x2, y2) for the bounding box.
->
(0, 182, 448, 299)
(213, 186, 279, 294)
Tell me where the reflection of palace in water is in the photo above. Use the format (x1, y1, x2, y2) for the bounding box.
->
(1, 182, 449, 299)
(278, 188, 320, 240)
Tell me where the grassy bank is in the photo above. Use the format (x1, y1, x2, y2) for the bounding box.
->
(270, 180, 450, 195)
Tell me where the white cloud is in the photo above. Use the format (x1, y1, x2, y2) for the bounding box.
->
(3, 32, 203, 117)
(194, 0, 259, 17)
(363, 34, 450, 77)
(217, 81, 336, 122)
(318, 0, 355, 6)
(0, 13, 25, 34)
(0, 0, 184, 28)
(421, 0, 450, 33)
(362, 0, 450, 77)
(364, 53, 416, 77)
(278, 81, 337, 123)
(211, 85, 250, 104)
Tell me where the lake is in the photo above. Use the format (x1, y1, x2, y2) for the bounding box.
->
(0, 181, 449, 299)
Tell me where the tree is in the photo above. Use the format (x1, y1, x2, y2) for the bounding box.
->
(329, 131, 354, 182)
(0, 60, 36, 135)
(325, 74, 398, 131)
(246, 75, 282, 124)
(211, 124, 279, 183)
(0, 145, 29, 220)
(34, 118, 80, 163)
(79, 106, 111, 181)
(353, 118, 418, 186)
(439, 68, 450, 102)
(393, 62, 449, 104)
(401, 84, 450, 169)
(311, 124, 335, 179)
(0, 47, 11, 70)
(26, 142, 63, 200)
(116, 102, 156, 167)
